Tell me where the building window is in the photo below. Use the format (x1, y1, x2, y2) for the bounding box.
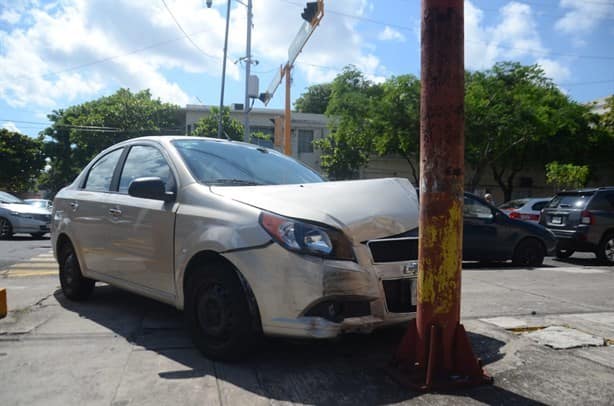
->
(298, 129, 314, 153)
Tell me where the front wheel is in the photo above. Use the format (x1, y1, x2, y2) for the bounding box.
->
(59, 244, 95, 301)
(597, 233, 614, 265)
(512, 239, 545, 267)
(0, 217, 13, 240)
(185, 262, 259, 361)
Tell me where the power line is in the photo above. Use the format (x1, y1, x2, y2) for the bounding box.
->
(277, 0, 614, 61)
(160, 0, 219, 60)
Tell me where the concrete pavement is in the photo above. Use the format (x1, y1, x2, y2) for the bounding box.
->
(1, 253, 614, 405)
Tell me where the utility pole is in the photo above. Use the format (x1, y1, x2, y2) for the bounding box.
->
(217, 0, 231, 139)
(244, 0, 253, 142)
(389, 0, 491, 391)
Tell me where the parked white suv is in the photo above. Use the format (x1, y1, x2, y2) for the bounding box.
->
(52, 136, 420, 360)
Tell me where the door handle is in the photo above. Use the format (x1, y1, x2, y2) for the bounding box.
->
(69, 201, 79, 210)
(108, 207, 122, 217)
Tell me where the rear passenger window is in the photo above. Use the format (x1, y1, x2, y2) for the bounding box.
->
(84, 149, 123, 192)
(118, 146, 175, 194)
(532, 201, 549, 211)
(588, 193, 614, 211)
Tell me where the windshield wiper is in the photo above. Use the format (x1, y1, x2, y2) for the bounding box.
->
(209, 179, 263, 186)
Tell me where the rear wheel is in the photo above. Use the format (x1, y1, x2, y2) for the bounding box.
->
(512, 239, 545, 267)
(0, 217, 13, 240)
(185, 261, 259, 361)
(555, 249, 575, 259)
(59, 244, 95, 301)
(597, 232, 614, 265)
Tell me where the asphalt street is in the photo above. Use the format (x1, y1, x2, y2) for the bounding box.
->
(1, 237, 614, 405)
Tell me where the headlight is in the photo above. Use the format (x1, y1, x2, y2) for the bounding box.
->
(259, 212, 355, 261)
(11, 212, 32, 219)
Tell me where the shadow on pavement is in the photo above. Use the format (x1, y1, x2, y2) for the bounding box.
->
(462, 261, 555, 271)
(54, 285, 543, 405)
(5, 234, 50, 241)
(552, 255, 611, 267)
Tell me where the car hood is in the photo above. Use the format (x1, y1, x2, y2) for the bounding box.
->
(1, 203, 50, 215)
(210, 178, 419, 243)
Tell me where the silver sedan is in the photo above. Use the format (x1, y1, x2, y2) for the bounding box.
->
(52, 136, 420, 360)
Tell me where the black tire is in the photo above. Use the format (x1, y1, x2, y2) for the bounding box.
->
(555, 249, 575, 259)
(31, 232, 46, 239)
(0, 217, 13, 240)
(512, 238, 545, 267)
(185, 261, 259, 361)
(597, 232, 614, 265)
(59, 244, 95, 301)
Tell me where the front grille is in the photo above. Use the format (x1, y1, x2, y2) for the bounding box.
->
(31, 214, 51, 222)
(382, 279, 416, 313)
(368, 237, 418, 263)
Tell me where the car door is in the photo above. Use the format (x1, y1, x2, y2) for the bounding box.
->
(463, 195, 499, 260)
(67, 148, 125, 274)
(103, 144, 178, 297)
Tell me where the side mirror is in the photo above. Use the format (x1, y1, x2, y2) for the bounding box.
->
(128, 177, 175, 202)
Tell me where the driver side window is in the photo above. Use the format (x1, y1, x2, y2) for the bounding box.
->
(118, 146, 175, 194)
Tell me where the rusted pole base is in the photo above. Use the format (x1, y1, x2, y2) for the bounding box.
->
(388, 319, 493, 391)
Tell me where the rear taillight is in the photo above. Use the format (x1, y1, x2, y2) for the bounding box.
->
(581, 210, 593, 225)
(510, 211, 539, 221)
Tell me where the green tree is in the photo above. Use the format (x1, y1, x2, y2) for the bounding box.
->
(0, 129, 45, 192)
(294, 83, 332, 114)
(370, 74, 421, 184)
(315, 66, 382, 179)
(600, 95, 614, 136)
(40, 89, 183, 194)
(192, 107, 244, 141)
(465, 62, 598, 201)
(545, 162, 589, 191)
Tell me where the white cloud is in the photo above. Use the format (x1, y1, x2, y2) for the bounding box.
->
(465, 1, 547, 70)
(556, 0, 614, 37)
(0, 0, 379, 108)
(1, 121, 20, 133)
(536, 58, 571, 83)
(378, 26, 406, 42)
(0, 9, 21, 25)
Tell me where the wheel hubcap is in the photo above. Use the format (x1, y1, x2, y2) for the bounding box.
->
(0, 219, 9, 237)
(605, 238, 614, 262)
(197, 285, 230, 341)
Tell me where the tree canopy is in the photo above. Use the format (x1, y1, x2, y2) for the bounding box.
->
(40, 89, 183, 194)
(192, 106, 244, 141)
(0, 129, 45, 192)
(294, 83, 332, 114)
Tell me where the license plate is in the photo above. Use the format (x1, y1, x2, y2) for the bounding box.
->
(552, 216, 562, 224)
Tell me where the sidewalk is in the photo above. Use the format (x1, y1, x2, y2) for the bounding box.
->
(1, 273, 613, 406)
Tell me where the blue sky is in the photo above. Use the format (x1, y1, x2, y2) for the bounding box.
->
(1, 0, 613, 137)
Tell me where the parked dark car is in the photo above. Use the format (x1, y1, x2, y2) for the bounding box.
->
(411, 192, 557, 266)
(463, 193, 556, 266)
(539, 187, 614, 264)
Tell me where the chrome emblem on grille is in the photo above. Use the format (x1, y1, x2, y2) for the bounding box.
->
(402, 262, 418, 277)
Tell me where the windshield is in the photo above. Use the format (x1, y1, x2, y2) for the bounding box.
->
(173, 139, 324, 186)
(547, 193, 593, 209)
(0, 191, 24, 204)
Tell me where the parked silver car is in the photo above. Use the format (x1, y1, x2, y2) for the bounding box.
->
(52, 136, 420, 360)
(0, 191, 51, 239)
(25, 198, 54, 210)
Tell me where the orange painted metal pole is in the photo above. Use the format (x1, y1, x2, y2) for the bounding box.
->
(284, 64, 292, 156)
(390, 0, 491, 390)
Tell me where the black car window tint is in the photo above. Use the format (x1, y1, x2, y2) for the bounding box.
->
(532, 201, 548, 211)
(118, 146, 175, 194)
(588, 192, 614, 211)
(84, 149, 123, 192)
(464, 197, 493, 219)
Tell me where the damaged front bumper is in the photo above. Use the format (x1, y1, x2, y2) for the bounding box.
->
(224, 242, 417, 339)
